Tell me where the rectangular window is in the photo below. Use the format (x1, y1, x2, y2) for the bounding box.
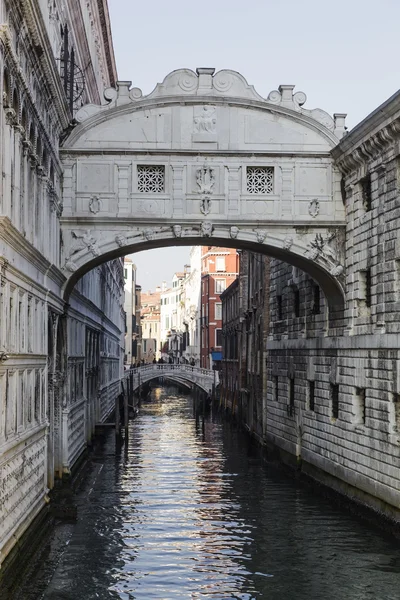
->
(215, 279, 226, 294)
(246, 166, 274, 194)
(215, 303, 222, 320)
(277, 295, 283, 320)
(361, 174, 372, 212)
(359, 269, 372, 309)
(308, 380, 315, 411)
(288, 377, 295, 416)
(293, 288, 300, 318)
(313, 285, 321, 315)
(215, 329, 222, 347)
(392, 393, 400, 432)
(274, 376, 279, 402)
(124, 268, 128, 279)
(365, 269, 372, 308)
(137, 165, 165, 193)
(331, 383, 339, 419)
(354, 387, 366, 425)
(215, 257, 225, 272)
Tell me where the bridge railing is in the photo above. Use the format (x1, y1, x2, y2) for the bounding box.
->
(123, 363, 218, 386)
(125, 363, 214, 376)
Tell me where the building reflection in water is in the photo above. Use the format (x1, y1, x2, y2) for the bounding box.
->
(110, 387, 259, 598)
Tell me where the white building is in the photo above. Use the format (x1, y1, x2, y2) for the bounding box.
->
(181, 247, 201, 365)
(0, 0, 124, 568)
(123, 258, 138, 365)
(141, 288, 161, 363)
(160, 273, 186, 362)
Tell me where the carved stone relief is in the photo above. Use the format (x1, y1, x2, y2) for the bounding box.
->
(255, 229, 267, 243)
(143, 228, 154, 241)
(283, 235, 294, 250)
(64, 260, 78, 273)
(230, 226, 239, 239)
(308, 199, 320, 218)
(193, 106, 217, 142)
(115, 234, 127, 247)
(196, 165, 215, 215)
(4, 107, 17, 126)
(172, 225, 182, 238)
(304, 231, 344, 277)
(200, 222, 213, 237)
(64, 230, 100, 270)
(89, 195, 102, 214)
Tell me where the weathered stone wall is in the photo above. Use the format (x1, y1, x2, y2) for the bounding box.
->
(266, 93, 400, 519)
(0, 0, 122, 567)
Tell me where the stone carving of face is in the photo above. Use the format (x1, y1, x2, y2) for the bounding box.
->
(201, 222, 212, 237)
(172, 225, 182, 238)
(230, 226, 239, 239)
(143, 228, 153, 240)
(256, 230, 267, 243)
(115, 234, 127, 248)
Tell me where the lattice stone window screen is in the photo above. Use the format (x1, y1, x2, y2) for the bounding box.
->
(246, 166, 274, 194)
(137, 165, 165, 193)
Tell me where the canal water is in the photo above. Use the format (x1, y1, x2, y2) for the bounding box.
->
(11, 387, 400, 599)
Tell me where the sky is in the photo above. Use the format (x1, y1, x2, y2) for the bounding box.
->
(107, 0, 400, 290)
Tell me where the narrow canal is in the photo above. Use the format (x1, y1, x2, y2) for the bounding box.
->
(12, 387, 400, 599)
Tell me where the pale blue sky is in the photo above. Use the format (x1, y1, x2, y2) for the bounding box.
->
(108, 0, 400, 290)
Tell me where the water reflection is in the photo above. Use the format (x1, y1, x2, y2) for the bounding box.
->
(111, 389, 257, 598)
(12, 386, 400, 599)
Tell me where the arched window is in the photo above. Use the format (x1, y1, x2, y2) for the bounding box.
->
(42, 149, 48, 174)
(12, 88, 19, 121)
(36, 137, 42, 164)
(49, 162, 55, 184)
(2, 68, 10, 107)
(21, 106, 27, 134)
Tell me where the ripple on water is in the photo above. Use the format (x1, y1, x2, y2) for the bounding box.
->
(12, 388, 400, 600)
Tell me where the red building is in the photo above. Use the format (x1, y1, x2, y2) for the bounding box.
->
(200, 247, 239, 368)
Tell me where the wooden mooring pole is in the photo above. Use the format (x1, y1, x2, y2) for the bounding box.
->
(124, 385, 129, 440)
(115, 394, 120, 437)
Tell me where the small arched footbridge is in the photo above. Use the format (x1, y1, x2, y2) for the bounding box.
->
(124, 364, 218, 393)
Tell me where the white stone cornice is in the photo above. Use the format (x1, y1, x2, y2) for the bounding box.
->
(333, 91, 400, 174)
(0, 217, 65, 287)
(94, 0, 118, 87)
(70, 69, 343, 146)
(0, 24, 63, 172)
(16, 1, 70, 129)
(67, 95, 340, 150)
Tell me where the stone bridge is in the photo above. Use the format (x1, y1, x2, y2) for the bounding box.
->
(60, 67, 347, 312)
(124, 364, 218, 394)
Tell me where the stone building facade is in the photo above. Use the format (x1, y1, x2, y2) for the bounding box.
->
(200, 247, 239, 368)
(140, 288, 161, 363)
(266, 91, 400, 519)
(123, 257, 139, 365)
(0, 0, 124, 567)
(221, 251, 270, 441)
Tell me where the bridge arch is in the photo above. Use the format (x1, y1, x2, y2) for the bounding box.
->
(125, 364, 217, 394)
(60, 67, 347, 312)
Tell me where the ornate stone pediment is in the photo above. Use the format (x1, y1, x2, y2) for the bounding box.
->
(73, 68, 346, 141)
